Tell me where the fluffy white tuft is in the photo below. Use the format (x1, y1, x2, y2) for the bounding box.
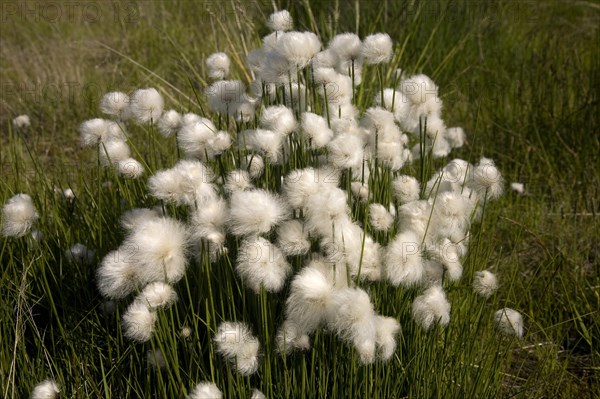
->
(470, 157, 504, 200)
(118, 158, 145, 178)
(326, 287, 377, 364)
(276, 219, 311, 256)
(361, 33, 393, 64)
(100, 91, 130, 119)
(511, 182, 525, 194)
(276, 31, 321, 68)
(136, 281, 177, 309)
(123, 217, 189, 285)
(122, 301, 157, 342)
(30, 379, 59, 399)
(224, 170, 254, 194)
(157, 109, 182, 138)
(99, 139, 131, 165)
(148, 160, 215, 206)
(236, 236, 291, 293)
(301, 112, 333, 148)
(187, 382, 222, 399)
(260, 105, 297, 136)
(214, 321, 260, 375)
(130, 88, 164, 124)
(206, 52, 231, 80)
(393, 175, 420, 204)
(374, 315, 401, 361)
(242, 154, 265, 179)
(2, 193, 39, 237)
(228, 189, 289, 236)
(411, 285, 451, 330)
(13, 114, 31, 129)
(327, 133, 364, 170)
(369, 203, 394, 232)
(473, 270, 499, 298)
(97, 250, 142, 299)
(494, 308, 524, 338)
(385, 231, 424, 287)
(267, 10, 293, 32)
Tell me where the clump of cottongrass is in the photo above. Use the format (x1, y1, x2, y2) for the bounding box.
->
(79, 119, 126, 147)
(276, 31, 321, 68)
(99, 139, 131, 166)
(136, 282, 177, 309)
(412, 285, 451, 330)
(283, 167, 340, 210)
(236, 236, 291, 293)
(240, 128, 285, 163)
(473, 270, 498, 298)
(511, 182, 525, 195)
(362, 33, 393, 64)
(188, 382, 222, 399)
(122, 301, 157, 342)
(369, 203, 394, 232)
(374, 315, 401, 361)
(176, 116, 217, 159)
(470, 157, 504, 200)
(206, 80, 246, 115)
(267, 10, 293, 32)
(157, 109, 182, 137)
(224, 170, 254, 194)
(30, 379, 59, 399)
(190, 197, 228, 247)
(327, 133, 364, 170)
(494, 308, 524, 338)
(118, 158, 145, 178)
(100, 91, 131, 120)
(276, 220, 310, 256)
(385, 231, 424, 287)
(260, 105, 297, 136)
(96, 250, 142, 299)
(214, 321, 260, 375)
(301, 112, 334, 148)
(123, 217, 190, 285)
(228, 189, 289, 236)
(242, 154, 265, 179)
(326, 287, 377, 364)
(206, 52, 231, 80)
(148, 160, 216, 207)
(13, 114, 31, 129)
(393, 175, 420, 204)
(130, 88, 164, 124)
(2, 193, 39, 237)
(64, 243, 95, 266)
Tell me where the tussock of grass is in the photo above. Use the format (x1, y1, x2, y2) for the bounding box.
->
(1, 1, 598, 398)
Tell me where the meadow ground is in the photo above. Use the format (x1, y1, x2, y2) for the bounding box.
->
(1, 0, 598, 398)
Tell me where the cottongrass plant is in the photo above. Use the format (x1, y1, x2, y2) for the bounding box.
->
(1, 7, 530, 399)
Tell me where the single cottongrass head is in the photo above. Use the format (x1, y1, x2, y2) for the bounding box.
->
(473, 270, 499, 298)
(494, 308, 524, 338)
(2, 193, 39, 237)
(187, 382, 223, 399)
(214, 321, 260, 375)
(411, 285, 451, 330)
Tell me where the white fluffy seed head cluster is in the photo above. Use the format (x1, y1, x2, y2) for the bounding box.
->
(13, 114, 31, 129)
(494, 308, 524, 338)
(473, 270, 499, 298)
(187, 382, 223, 399)
(214, 321, 260, 375)
(30, 379, 60, 399)
(83, 9, 509, 369)
(2, 193, 39, 237)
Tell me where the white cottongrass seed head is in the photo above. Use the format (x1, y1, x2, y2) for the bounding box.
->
(157, 109, 182, 137)
(267, 9, 293, 32)
(2, 193, 39, 237)
(30, 379, 59, 399)
(130, 88, 164, 124)
(13, 114, 31, 129)
(362, 33, 393, 64)
(206, 52, 231, 80)
(369, 203, 394, 232)
(214, 321, 260, 375)
(136, 281, 178, 309)
(187, 382, 223, 399)
(100, 91, 130, 118)
(473, 270, 499, 298)
(412, 285, 451, 330)
(236, 236, 292, 293)
(122, 300, 157, 342)
(228, 189, 289, 236)
(494, 308, 524, 338)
